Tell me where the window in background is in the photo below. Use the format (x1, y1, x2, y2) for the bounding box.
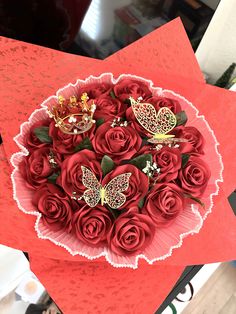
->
(76, 0, 221, 59)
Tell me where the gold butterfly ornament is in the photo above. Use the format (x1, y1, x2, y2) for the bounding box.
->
(80, 166, 132, 209)
(130, 97, 187, 144)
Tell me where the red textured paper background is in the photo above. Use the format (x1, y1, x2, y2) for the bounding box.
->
(29, 255, 184, 314)
(107, 18, 204, 83)
(0, 19, 236, 313)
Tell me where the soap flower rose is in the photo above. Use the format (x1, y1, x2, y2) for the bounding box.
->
(92, 95, 127, 121)
(19, 146, 61, 190)
(78, 82, 113, 99)
(173, 126, 205, 155)
(24, 119, 51, 152)
(108, 207, 155, 255)
(114, 78, 152, 102)
(32, 183, 74, 232)
(102, 164, 149, 208)
(138, 145, 181, 182)
(49, 120, 94, 155)
(73, 204, 113, 245)
(143, 183, 185, 227)
(57, 149, 102, 197)
(92, 122, 142, 164)
(178, 156, 211, 197)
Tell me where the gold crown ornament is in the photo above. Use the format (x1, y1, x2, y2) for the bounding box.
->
(47, 93, 96, 135)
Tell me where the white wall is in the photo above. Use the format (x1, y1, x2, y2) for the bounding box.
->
(196, 0, 236, 83)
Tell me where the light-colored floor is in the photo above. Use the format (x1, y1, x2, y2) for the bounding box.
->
(182, 263, 236, 314)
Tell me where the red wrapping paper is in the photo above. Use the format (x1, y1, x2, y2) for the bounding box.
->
(29, 256, 184, 313)
(0, 19, 236, 313)
(106, 17, 204, 83)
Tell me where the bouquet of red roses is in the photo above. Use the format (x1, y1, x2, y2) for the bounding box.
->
(11, 73, 222, 268)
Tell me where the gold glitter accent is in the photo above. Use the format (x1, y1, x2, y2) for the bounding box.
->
(130, 97, 187, 144)
(47, 93, 96, 135)
(81, 166, 131, 209)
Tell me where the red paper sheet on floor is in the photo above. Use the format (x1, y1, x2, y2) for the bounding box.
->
(0, 19, 235, 313)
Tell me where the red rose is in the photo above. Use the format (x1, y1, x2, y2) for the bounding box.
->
(32, 183, 73, 232)
(24, 119, 51, 151)
(92, 122, 142, 163)
(78, 82, 113, 99)
(178, 156, 211, 197)
(173, 126, 205, 155)
(114, 78, 152, 102)
(146, 96, 182, 114)
(92, 95, 127, 121)
(73, 204, 113, 245)
(139, 146, 181, 182)
(143, 183, 185, 227)
(108, 208, 155, 255)
(49, 121, 94, 155)
(102, 165, 149, 209)
(57, 149, 102, 197)
(19, 146, 61, 190)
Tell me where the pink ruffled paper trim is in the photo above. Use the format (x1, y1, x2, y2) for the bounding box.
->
(10, 73, 223, 268)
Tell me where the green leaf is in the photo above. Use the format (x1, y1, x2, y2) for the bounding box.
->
(176, 111, 188, 126)
(110, 90, 116, 99)
(74, 137, 93, 152)
(101, 155, 115, 176)
(184, 193, 205, 208)
(96, 118, 104, 128)
(141, 137, 149, 146)
(34, 126, 52, 143)
(47, 172, 60, 184)
(108, 207, 121, 219)
(181, 154, 190, 168)
(107, 206, 126, 219)
(128, 154, 152, 171)
(124, 98, 131, 105)
(138, 198, 145, 209)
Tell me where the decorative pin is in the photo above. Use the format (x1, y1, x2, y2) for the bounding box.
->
(130, 97, 187, 144)
(78, 166, 131, 209)
(47, 93, 96, 135)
